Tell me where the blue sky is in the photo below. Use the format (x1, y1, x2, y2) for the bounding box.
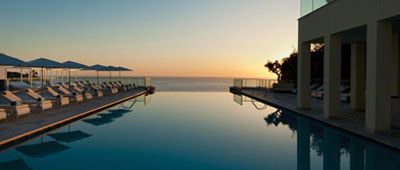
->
(0, 0, 299, 77)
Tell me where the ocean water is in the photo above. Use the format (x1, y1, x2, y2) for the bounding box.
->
(151, 77, 232, 92)
(0, 92, 399, 170)
(76, 77, 233, 92)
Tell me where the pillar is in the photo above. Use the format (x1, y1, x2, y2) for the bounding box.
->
(350, 138, 364, 170)
(297, 117, 310, 170)
(365, 21, 394, 133)
(392, 32, 399, 97)
(323, 129, 341, 170)
(324, 34, 342, 118)
(298, 41, 311, 109)
(350, 43, 366, 111)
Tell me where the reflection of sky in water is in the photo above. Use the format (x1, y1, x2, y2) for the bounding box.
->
(0, 92, 399, 170)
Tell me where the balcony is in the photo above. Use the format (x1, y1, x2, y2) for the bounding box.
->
(301, 0, 334, 17)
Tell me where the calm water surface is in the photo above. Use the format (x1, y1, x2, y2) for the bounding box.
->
(0, 92, 399, 170)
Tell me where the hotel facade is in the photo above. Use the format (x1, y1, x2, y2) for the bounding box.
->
(297, 0, 400, 132)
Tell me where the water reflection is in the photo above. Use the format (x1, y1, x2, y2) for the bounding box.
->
(234, 94, 400, 170)
(82, 97, 146, 126)
(48, 126, 92, 143)
(0, 159, 32, 170)
(7, 97, 148, 167)
(15, 137, 69, 158)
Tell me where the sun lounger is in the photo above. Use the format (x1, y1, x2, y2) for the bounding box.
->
(45, 87, 70, 106)
(340, 86, 351, 103)
(54, 85, 84, 102)
(311, 85, 324, 99)
(102, 82, 118, 94)
(118, 81, 136, 91)
(272, 83, 295, 93)
(9, 81, 30, 91)
(84, 82, 104, 97)
(0, 91, 31, 117)
(111, 81, 128, 91)
(70, 84, 93, 100)
(24, 89, 53, 110)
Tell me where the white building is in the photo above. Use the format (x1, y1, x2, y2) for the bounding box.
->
(297, 0, 400, 133)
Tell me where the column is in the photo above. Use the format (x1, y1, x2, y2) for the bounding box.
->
(323, 129, 341, 170)
(298, 41, 311, 109)
(350, 138, 364, 170)
(324, 34, 342, 118)
(392, 32, 399, 96)
(365, 21, 394, 133)
(350, 43, 366, 111)
(297, 117, 310, 170)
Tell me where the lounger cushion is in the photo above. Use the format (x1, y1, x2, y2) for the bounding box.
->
(0, 109, 6, 120)
(15, 104, 30, 116)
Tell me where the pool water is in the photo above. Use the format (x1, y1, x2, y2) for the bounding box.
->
(0, 92, 399, 170)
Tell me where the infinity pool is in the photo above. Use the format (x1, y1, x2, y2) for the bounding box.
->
(0, 92, 399, 170)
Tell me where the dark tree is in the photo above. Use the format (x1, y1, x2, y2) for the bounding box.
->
(265, 60, 282, 81)
(265, 44, 351, 83)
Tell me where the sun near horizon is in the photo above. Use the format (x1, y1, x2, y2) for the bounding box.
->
(0, 0, 299, 79)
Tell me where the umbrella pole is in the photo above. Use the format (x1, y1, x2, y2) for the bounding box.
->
(29, 69, 32, 87)
(68, 69, 71, 83)
(50, 69, 53, 82)
(41, 67, 44, 96)
(20, 67, 23, 82)
(119, 71, 121, 81)
(109, 71, 111, 82)
(97, 71, 99, 86)
(75, 70, 78, 81)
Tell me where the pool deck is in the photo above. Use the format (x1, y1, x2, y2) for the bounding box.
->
(230, 87, 400, 150)
(0, 88, 149, 149)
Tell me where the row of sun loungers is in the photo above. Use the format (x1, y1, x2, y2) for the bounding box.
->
(272, 82, 351, 103)
(0, 80, 137, 121)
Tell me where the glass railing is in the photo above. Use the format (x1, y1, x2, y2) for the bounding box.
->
(301, 0, 334, 17)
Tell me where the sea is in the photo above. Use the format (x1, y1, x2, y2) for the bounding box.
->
(151, 77, 233, 92)
(74, 76, 234, 92)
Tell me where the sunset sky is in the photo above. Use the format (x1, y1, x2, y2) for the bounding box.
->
(0, 0, 299, 78)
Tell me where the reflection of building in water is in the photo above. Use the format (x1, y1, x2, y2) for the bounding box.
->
(233, 95, 243, 105)
(136, 95, 151, 105)
(261, 108, 400, 169)
(0, 159, 32, 170)
(233, 94, 268, 110)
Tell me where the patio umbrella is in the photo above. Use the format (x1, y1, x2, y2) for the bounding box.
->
(0, 53, 32, 87)
(0, 53, 30, 67)
(28, 58, 64, 96)
(61, 61, 88, 83)
(15, 138, 69, 158)
(83, 64, 109, 86)
(115, 66, 132, 81)
(105, 66, 119, 82)
(48, 126, 91, 143)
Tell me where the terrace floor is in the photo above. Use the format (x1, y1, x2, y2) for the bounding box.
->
(231, 87, 400, 150)
(0, 88, 148, 149)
